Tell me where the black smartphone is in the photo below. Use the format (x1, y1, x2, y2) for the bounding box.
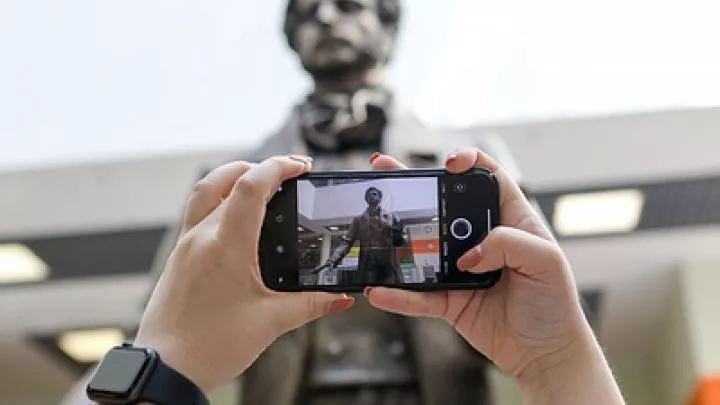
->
(259, 168, 502, 292)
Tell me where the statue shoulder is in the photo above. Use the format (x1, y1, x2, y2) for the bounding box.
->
(251, 109, 302, 161)
(386, 113, 523, 183)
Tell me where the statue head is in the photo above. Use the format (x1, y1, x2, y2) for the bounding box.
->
(283, 0, 402, 82)
(364, 186, 383, 206)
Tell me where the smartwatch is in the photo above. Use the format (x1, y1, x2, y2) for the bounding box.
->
(86, 342, 209, 405)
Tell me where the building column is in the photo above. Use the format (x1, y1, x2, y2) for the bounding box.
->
(320, 232, 331, 263)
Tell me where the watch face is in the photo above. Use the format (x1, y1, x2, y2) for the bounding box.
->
(88, 348, 150, 397)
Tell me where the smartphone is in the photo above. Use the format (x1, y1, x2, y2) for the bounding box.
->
(259, 168, 502, 292)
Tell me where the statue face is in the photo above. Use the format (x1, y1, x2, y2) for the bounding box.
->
(291, 0, 396, 79)
(365, 187, 383, 206)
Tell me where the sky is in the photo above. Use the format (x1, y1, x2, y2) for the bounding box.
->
(1, 0, 719, 169)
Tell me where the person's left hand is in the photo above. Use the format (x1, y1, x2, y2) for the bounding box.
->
(133, 156, 354, 394)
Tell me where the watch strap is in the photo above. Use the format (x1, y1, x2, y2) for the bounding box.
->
(141, 355, 210, 405)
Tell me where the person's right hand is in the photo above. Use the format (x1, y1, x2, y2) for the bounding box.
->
(368, 148, 625, 404)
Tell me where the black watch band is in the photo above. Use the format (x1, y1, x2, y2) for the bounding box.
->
(141, 355, 210, 405)
(87, 342, 210, 405)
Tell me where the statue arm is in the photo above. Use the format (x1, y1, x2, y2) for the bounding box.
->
(324, 217, 360, 268)
(390, 213, 409, 246)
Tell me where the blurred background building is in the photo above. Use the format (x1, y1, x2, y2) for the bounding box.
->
(1, 0, 720, 404)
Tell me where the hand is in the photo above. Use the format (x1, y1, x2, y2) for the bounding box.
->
(368, 148, 624, 404)
(133, 156, 354, 394)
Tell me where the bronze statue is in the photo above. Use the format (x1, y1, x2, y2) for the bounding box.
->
(243, 1, 499, 404)
(312, 186, 408, 285)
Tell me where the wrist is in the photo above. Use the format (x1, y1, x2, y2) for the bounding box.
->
(516, 324, 625, 405)
(132, 333, 215, 395)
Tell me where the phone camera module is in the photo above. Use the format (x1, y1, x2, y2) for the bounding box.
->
(453, 182, 467, 193)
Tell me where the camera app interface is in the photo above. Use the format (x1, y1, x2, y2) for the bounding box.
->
(297, 177, 443, 287)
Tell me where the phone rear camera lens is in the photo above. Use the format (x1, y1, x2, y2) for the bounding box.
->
(453, 182, 467, 193)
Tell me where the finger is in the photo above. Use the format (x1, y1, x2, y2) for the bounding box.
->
(447, 147, 554, 241)
(181, 161, 254, 235)
(365, 287, 448, 319)
(446, 147, 496, 174)
(220, 155, 312, 242)
(371, 153, 408, 171)
(274, 293, 355, 332)
(446, 147, 515, 200)
(457, 226, 566, 279)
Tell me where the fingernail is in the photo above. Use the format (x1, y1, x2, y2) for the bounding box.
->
(457, 248, 483, 271)
(289, 155, 313, 164)
(369, 152, 381, 164)
(289, 155, 313, 170)
(328, 297, 354, 314)
(363, 287, 372, 298)
(446, 150, 459, 164)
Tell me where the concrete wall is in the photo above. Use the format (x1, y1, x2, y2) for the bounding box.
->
(648, 259, 720, 405)
(208, 381, 241, 405)
(612, 358, 659, 405)
(488, 353, 662, 405)
(488, 367, 524, 405)
(682, 260, 720, 377)
(652, 267, 698, 405)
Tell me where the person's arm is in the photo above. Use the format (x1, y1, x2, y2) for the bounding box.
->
(511, 318, 624, 405)
(325, 217, 360, 267)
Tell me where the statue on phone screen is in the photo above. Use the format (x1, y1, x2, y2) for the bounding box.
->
(312, 186, 408, 285)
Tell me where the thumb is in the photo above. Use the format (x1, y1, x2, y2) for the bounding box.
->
(457, 226, 567, 279)
(273, 293, 355, 332)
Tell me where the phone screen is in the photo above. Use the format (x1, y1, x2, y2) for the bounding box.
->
(260, 169, 501, 292)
